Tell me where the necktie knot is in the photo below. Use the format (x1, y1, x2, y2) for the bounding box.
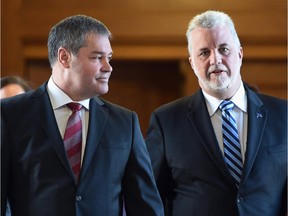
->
(67, 102, 82, 112)
(219, 100, 234, 112)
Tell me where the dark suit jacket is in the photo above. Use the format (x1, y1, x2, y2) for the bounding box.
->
(1, 83, 164, 216)
(146, 85, 287, 216)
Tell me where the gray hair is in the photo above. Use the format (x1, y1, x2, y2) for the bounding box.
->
(47, 15, 112, 67)
(186, 10, 241, 55)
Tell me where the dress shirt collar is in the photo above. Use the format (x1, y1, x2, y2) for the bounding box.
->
(47, 76, 90, 110)
(203, 82, 247, 117)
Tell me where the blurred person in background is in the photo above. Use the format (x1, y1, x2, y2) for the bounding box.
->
(0, 76, 32, 99)
(1, 76, 32, 216)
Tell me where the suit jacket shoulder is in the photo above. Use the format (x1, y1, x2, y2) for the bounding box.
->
(95, 96, 133, 115)
(153, 90, 204, 114)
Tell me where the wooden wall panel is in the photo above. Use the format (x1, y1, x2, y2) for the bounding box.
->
(2, 0, 287, 75)
(241, 59, 287, 99)
(1, 0, 287, 133)
(102, 60, 183, 133)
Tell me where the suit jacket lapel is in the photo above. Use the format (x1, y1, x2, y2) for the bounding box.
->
(241, 87, 267, 184)
(187, 91, 234, 184)
(31, 83, 75, 181)
(79, 97, 108, 181)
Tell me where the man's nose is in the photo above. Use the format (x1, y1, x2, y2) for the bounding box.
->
(102, 60, 113, 72)
(210, 51, 222, 65)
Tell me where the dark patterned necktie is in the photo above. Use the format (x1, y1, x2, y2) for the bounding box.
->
(219, 100, 243, 186)
(63, 102, 82, 183)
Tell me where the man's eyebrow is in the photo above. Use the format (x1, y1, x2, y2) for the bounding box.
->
(219, 43, 229, 47)
(91, 51, 113, 55)
(199, 47, 209, 52)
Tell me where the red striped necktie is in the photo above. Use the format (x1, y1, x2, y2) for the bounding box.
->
(63, 102, 82, 183)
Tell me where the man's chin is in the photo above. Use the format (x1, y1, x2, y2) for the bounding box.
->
(99, 87, 109, 95)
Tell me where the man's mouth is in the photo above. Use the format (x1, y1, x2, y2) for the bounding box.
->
(212, 70, 224, 74)
(209, 70, 225, 75)
(97, 76, 109, 80)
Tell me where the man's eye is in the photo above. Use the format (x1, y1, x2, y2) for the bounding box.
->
(199, 51, 210, 57)
(90, 55, 102, 59)
(219, 48, 229, 54)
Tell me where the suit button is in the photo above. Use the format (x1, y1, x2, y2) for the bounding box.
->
(76, 196, 82, 202)
(237, 197, 243, 203)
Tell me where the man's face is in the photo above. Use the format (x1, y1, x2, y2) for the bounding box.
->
(188, 25, 243, 98)
(68, 33, 113, 100)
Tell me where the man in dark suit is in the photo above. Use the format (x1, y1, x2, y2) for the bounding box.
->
(145, 10, 287, 216)
(1, 15, 164, 216)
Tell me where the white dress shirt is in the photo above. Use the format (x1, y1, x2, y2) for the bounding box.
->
(46, 76, 90, 165)
(202, 82, 248, 161)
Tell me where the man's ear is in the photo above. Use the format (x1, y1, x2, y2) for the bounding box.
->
(58, 47, 71, 68)
(238, 47, 243, 66)
(188, 56, 194, 70)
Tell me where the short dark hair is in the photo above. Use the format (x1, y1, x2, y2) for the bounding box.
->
(47, 15, 112, 67)
(0, 76, 32, 92)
